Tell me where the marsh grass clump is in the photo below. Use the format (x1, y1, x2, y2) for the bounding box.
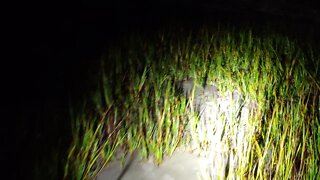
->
(176, 78, 260, 179)
(64, 26, 320, 179)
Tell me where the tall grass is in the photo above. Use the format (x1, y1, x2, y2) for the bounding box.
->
(64, 26, 319, 179)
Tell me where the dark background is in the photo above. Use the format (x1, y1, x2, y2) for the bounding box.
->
(11, 0, 319, 179)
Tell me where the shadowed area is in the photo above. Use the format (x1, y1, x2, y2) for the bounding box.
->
(97, 150, 206, 180)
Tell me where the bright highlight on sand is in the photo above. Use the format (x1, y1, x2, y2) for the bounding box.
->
(178, 79, 263, 179)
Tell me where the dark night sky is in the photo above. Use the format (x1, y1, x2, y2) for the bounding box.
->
(9, 0, 319, 179)
(20, 0, 319, 104)
(22, 0, 320, 79)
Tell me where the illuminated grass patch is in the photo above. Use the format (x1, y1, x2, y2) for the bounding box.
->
(177, 79, 259, 179)
(64, 27, 320, 179)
